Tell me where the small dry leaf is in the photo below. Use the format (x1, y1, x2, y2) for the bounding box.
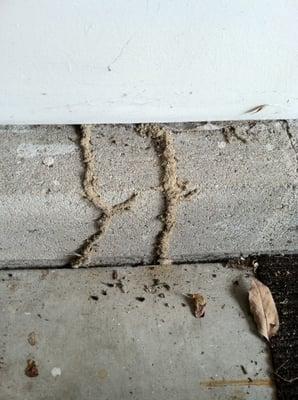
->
(25, 359, 39, 378)
(192, 293, 206, 318)
(27, 332, 37, 346)
(248, 278, 279, 341)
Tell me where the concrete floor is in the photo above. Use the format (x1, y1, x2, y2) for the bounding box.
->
(0, 264, 274, 400)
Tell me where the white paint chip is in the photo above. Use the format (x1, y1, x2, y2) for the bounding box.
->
(51, 367, 61, 377)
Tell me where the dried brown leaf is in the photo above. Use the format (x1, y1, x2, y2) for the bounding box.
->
(249, 278, 279, 341)
(25, 359, 39, 378)
(192, 293, 206, 318)
(27, 332, 37, 346)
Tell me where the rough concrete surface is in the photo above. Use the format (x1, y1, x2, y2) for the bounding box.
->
(0, 121, 297, 268)
(0, 263, 274, 400)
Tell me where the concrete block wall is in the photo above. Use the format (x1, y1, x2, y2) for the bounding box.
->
(0, 120, 297, 268)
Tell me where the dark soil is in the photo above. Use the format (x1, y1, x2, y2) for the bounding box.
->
(256, 255, 298, 400)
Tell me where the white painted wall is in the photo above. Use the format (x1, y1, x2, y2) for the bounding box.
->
(0, 0, 297, 124)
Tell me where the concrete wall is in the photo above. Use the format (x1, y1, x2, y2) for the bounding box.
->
(0, 1, 298, 124)
(0, 120, 296, 268)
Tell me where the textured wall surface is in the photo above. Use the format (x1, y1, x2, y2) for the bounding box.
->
(0, 120, 297, 268)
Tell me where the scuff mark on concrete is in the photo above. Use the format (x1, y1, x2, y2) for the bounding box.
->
(135, 124, 197, 266)
(71, 125, 137, 268)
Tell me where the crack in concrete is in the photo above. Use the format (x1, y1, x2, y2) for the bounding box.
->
(136, 123, 197, 266)
(284, 120, 297, 172)
(222, 126, 247, 144)
(70, 125, 137, 268)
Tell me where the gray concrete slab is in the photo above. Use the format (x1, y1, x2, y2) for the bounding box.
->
(0, 264, 274, 400)
(0, 120, 297, 268)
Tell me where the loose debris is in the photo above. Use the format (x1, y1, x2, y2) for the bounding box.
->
(135, 123, 197, 265)
(226, 257, 258, 272)
(245, 104, 267, 114)
(25, 359, 39, 378)
(27, 332, 37, 346)
(240, 365, 248, 375)
(226, 257, 250, 269)
(192, 293, 207, 318)
(248, 278, 279, 341)
(115, 279, 126, 293)
(144, 284, 153, 293)
(71, 125, 137, 268)
(143, 278, 171, 294)
(101, 271, 126, 293)
(136, 297, 145, 302)
(101, 281, 115, 288)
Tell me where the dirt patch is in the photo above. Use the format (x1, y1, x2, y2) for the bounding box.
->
(256, 255, 298, 399)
